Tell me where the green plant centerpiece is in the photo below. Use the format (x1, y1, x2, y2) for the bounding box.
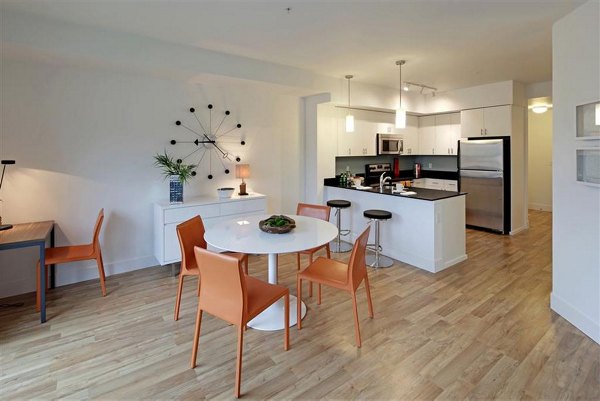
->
(259, 215, 296, 234)
(154, 151, 196, 204)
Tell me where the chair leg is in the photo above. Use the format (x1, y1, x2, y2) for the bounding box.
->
(235, 324, 244, 398)
(351, 292, 362, 348)
(36, 261, 41, 311)
(317, 284, 322, 305)
(174, 274, 185, 321)
(284, 293, 290, 351)
(45, 265, 49, 290)
(296, 253, 301, 271)
(96, 250, 107, 297)
(364, 274, 374, 319)
(308, 254, 313, 298)
(190, 307, 203, 368)
(297, 277, 302, 330)
(326, 244, 331, 259)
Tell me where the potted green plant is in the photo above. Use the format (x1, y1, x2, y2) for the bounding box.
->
(154, 151, 195, 204)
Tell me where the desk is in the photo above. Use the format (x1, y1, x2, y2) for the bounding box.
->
(0, 221, 55, 323)
(205, 214, 338, 331)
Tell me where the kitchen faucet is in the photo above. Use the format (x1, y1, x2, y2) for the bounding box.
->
(379, 172, 391, 192)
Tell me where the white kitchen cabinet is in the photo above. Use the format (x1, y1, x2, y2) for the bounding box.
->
(435, 113, 461, 155)
(418, 115, 437, 155)
(395, 115, 419, 155)
(337, 110, 378, 156)
(442, 180, 458, 192)
(461, 105, 512, 137)
(411, 178, 458, 192)
(154, 193, 267, 265)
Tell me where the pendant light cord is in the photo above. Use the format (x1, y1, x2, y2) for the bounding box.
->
(396, 60, 405, 109)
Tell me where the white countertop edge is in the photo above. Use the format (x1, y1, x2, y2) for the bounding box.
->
(155, 192, 266, 208)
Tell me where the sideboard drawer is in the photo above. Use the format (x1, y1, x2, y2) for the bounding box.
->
(220, 198, 266, 216)
(164, 203, 220, 224)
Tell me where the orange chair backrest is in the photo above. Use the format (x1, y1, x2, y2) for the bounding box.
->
(297, 203, 331, 222)
(176, 215, 207, 274)
(347, 225, 371, 289)
(194, 246, 246, 325)
(92, 209, 104, 253)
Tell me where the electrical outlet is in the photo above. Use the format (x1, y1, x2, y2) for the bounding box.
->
(428, 163, 432, 168)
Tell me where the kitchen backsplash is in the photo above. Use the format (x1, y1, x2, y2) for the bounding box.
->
(335, 155, 457, 175)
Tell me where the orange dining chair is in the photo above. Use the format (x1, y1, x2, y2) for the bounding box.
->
(297, 225, 373, 347)
(174, 215, 249, 321)
(296, 203, 331, 297)
(190, 247, 289, 398)
(36, 209, 106, 311)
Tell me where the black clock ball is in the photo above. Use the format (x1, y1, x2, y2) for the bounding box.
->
(191, 171, 197, 176)
(236, 157, 241, 162)
(189, 107, 195, 113)
(176, 159, 182, 164)
(225, 169, 230, 174)
(241, 140, 245, 145)
(208, 104, 213, 109)
(225, 110, 230, 115)
(170, 140, 177, 145)
(208, 174, 213, 179)
(237, 123, 242, 128)
(175, 120, 181, 125)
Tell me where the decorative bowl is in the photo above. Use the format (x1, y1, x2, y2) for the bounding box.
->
(259, 215, 296, 234)
(217, 187, 235, 199)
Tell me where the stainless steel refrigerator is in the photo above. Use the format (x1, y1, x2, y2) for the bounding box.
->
(459, 138, 510, 234)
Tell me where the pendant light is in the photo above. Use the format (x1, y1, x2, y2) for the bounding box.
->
(345, 75, 354, 132)
(395, 60, 406, 129)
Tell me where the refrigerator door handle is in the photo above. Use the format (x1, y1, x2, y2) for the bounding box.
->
(460, 170, 503, 179)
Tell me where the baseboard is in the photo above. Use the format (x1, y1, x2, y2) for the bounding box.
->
(510, 223, 529, 236)
(441, 254, 468, 271)
(56, 255, 159, 287)
(551, 292, 600, 344)
(528, 203, 552, 212)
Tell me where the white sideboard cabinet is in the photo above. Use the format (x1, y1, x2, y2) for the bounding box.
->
(154, 193, 267, 265)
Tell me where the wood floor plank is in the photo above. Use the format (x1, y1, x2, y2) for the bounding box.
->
(1, 210, 598, 400)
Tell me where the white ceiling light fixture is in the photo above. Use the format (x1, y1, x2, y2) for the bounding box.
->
(345, 75, 354, 133)
(532, 105, 549, 114)
(595, 103, 600, 126)
(403, 83, 409, 92)
(395, 60, 406, 129)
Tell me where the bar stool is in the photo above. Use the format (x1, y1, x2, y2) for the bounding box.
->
(363, 209, 394, 268)
(327, 199, 353, 253)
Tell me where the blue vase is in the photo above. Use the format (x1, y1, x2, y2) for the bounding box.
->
(169, 175, 183, 204)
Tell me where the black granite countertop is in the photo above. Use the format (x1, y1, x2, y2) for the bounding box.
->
(324, 181, 466, 201)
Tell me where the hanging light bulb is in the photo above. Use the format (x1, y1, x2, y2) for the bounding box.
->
(403, 83, 409, 92)
(395, 60, 406, 129)
(345, 75, 354, 132)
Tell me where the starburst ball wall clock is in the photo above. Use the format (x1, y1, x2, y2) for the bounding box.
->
(170, 104, 246, 179)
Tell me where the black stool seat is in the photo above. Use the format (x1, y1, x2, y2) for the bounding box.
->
(363, 209, 392, 220)
(327, 199, 351, 209)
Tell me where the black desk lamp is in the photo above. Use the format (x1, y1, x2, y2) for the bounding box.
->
(0, 160, 16, 231)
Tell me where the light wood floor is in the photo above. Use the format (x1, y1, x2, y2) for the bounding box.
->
(1, 211, 598, 400)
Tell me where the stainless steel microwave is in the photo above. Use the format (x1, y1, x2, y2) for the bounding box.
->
(377, 134, 403, 155)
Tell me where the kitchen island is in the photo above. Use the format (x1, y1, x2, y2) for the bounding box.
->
(324, 182, 467, 273)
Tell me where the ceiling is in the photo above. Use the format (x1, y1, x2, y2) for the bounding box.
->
(2, 0, 584, 91)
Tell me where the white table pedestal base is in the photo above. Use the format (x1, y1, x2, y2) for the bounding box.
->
(247, 295, 307, 331)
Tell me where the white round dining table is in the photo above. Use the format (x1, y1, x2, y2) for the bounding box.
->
(204, 214, 338, 331)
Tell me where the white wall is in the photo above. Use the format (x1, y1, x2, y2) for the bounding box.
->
(528, 109, 553, 211)
(0, 57, 302, 297)
(551, 0, 600, 344)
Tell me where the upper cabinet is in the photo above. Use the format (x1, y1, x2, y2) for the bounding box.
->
(461, 105, 512, 137)
(336, 109, 381, 156)
(394, 115, 419, 155)
(418, 113, 460, 155)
